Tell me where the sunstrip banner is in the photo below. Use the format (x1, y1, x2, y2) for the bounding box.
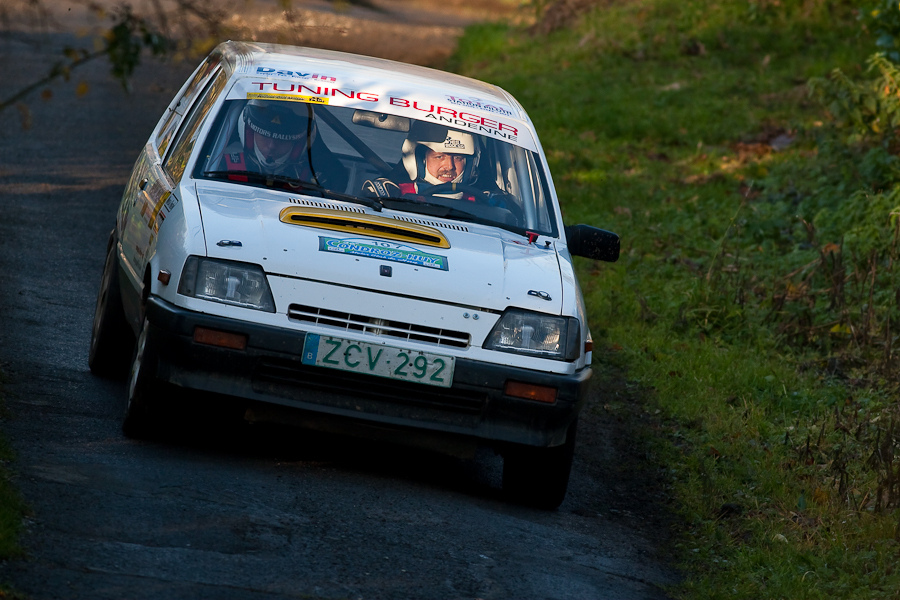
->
(318, 237, 449, 271)
(225, 77, 537, 151)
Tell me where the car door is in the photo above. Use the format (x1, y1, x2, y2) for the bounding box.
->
(118, 57, 225, 328)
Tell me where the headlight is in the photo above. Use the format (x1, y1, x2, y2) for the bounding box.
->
(177, 256, 276, 313)
(483, 309, 581, 361)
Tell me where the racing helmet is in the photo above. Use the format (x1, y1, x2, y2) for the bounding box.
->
(401, 122, 480, 186)
(239, 99, 315, 167)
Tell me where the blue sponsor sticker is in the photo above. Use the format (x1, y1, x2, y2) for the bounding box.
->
(318, 237, 449, 271)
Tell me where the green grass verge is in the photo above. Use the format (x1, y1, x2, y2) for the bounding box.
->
(0, 372, 26, 561)
(452, 1, 900, 598)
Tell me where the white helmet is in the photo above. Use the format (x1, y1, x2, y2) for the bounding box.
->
(401, 122, 480, 186)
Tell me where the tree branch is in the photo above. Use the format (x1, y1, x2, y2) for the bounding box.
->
(0, 48, 107, 114)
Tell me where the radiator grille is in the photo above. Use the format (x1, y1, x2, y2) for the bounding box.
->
(287, 304, 470, 348)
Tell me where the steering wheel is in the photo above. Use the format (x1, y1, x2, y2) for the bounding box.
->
(422, 183, 525, 225)
(421, 182, 487, 199)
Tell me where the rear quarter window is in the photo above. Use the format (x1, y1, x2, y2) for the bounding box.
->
(163, 71, 228, 184)
(156, 57, 222, 158)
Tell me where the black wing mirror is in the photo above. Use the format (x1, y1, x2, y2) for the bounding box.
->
(564, 224, 620, 262)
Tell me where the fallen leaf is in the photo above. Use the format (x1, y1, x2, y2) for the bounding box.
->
(16, 103, 32, 130)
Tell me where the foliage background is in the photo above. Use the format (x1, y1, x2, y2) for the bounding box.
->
(451, 0, 900, 597)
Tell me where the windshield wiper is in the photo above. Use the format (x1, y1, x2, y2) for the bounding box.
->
(378, 196, 480, 221)
(203, 170, 382, 212)
(377, 195, 530, 236)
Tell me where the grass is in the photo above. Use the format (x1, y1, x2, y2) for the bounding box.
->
(0, 375, 25, 562)
(452, 1, 900, 598)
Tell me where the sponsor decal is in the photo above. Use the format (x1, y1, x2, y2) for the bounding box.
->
(247, 91, 329, 105)
(164, 192, 179, 212)
(249, 82, 377, 103)
(319, 237, 449, 271)
(148, 191, 171, 233)
(442, 135, 467, 150)
(446, 95, 514, 117)
(255, 67, 336, 82)
(388, 96, 519, 142)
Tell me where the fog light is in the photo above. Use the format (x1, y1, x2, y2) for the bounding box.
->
(504, 380, 557, 403)
(193, 327, 248, 350)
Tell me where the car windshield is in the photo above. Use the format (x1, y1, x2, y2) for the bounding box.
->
(193, 98, 559, 236)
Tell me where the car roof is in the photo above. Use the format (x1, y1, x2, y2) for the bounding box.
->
(212, 41, 528, 121)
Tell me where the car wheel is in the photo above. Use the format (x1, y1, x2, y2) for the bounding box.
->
(122, 318, 159, 438)
(88, 237, 133, 378)
(502, 418, 578, 510)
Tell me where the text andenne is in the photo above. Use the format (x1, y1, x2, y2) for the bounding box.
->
(250, 82, 519, 140)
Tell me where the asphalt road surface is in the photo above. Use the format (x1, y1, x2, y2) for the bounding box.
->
(0, 21, 678, 600)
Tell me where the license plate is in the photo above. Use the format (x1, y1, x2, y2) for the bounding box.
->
(301, 334, 455, 388)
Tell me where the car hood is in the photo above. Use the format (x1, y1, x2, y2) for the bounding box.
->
(195, 184, 564, 313)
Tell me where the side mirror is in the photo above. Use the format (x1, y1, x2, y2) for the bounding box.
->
(564, 224, 620, 262)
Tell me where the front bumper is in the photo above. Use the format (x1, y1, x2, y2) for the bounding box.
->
(145, 296, 591, 449)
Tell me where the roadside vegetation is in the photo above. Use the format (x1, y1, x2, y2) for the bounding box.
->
(0, 377, 26, 561)
(452, 0, 900, 597)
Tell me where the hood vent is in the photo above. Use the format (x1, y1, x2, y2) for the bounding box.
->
(288, 198, 367, 213)
(279, 206, 450, 248)
(392, 214, 469, 233)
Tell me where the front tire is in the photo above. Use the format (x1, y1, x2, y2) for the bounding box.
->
(502, 418, 578, 510)
(88, 235, 133, 378)
(122, 318, 159, 438)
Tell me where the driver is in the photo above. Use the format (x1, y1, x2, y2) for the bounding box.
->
(223, 99, 346, 190)
(363, 122, 480, 200)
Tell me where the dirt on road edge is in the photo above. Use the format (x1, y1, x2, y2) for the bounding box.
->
(2, 0, 523, 69)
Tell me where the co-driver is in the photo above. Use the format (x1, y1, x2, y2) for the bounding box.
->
(222, 99, 347, 191)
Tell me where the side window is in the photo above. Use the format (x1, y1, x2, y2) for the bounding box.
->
(155, 56, 221, 157)
(163, 72, 228, 184)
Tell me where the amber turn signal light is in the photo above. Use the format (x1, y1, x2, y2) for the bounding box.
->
(193, 326, 248, 350)
(504, 380, 557, 403)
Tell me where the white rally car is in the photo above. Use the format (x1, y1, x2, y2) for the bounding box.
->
(89, 41, 619, 509)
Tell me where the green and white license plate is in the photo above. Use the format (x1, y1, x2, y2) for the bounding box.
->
(301, 334, 455, 388)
